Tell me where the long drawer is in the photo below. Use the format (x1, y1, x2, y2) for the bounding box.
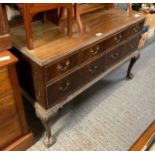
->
(46, 55, 105, 108)
(46, 34, 141, 108)
(47, 71, 79, 107)
(79, 55, 105, 85)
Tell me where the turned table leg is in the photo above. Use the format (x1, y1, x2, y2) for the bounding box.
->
(126, 54, 140, 79)
(67, 7, 72, 37)
(58, 7, 65, 26)
(22, 5, 33, 50)
(74, 4, 85, 34)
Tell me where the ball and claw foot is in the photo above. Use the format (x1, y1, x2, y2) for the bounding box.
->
(126, 73, 134, 80)
(43, 134, 56, 148)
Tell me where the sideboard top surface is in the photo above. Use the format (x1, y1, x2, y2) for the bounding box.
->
(10, 9, 145, 66)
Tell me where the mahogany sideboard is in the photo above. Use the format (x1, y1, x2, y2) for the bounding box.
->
(10, 9, 145, 147)
(0, 51, 33, 150)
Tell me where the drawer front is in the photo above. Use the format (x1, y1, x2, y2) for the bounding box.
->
(105, 34, 140, 69)
(0, 94, 16, 124)
(47, 71, 79, 107)
(79, 56, 105, 85)
(81, 40, 106, 62)
(128, 21, 144, 38)
(125, 35, 141, 55)
(0, 114, 22, 149)
(105, 44, 124, 69)
(45, 53, 79, 83)
(106, 28, 128, 50)
(0, 68, 12, 98)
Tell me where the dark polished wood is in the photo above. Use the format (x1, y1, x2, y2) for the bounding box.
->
(45, 52, 80, 83)
(11, 9, 145, 147)
(0, 51, 33, 150)
(79, 55, 105, 85)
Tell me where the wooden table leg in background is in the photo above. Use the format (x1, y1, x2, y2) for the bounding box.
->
(74, 4, 84, 34)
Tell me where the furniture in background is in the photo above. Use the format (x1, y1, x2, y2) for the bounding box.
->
(16, 3, 73, 50)
(11, 8, 145, 147)
(74, 3, 133, 34)
(0, 51, 33, 150)
(129, 120, 155, 151)
(132, 3, 155, 44)
(0, 4, 12, 51)
(0, 4, 33, 150)
(74, 3, 115, 34)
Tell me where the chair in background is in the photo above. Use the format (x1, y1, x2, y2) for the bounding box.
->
(16, 3, 73, 50)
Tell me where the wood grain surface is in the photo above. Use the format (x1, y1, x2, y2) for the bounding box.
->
(11, 9, 144, 65)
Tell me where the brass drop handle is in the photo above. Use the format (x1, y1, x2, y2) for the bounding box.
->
(59, 81, 70, 91)
(90, 45, 100, 56)
(57, 59, 70, 71)
(111, 52, 119, 59)
(133, 25, 140, 33)
(130, 41, 136, 49)
(89, 65, 98, 74)
(114, 34, 122, 43)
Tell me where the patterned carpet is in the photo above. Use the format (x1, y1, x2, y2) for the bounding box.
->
(27, 39, 155, 151)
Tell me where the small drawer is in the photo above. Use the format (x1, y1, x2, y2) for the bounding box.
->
(0, 94, 16, 123)
(44, 53, 79, 83)
(106, 29, 127, 50)
(81, 40, 106, 62)
(0, 114, 22, 149)
(0, 68, 12, 98)
(47, 71, 79, 108)
(128, 21, 144, 37)
(79, 56, 105, 85)
(105, 44, 124, 69)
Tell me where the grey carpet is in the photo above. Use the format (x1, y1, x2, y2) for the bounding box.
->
(27, 40, 155, 151)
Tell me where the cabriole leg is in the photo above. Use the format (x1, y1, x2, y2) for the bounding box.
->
(126, 54, 140, 80)
(41, 120, 55, 148)
(35, 103, 58, 148)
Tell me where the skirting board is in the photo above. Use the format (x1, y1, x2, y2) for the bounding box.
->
(129, 120, 155, 151)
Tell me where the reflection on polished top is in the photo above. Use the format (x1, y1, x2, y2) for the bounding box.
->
(11, 9, 144, 65)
